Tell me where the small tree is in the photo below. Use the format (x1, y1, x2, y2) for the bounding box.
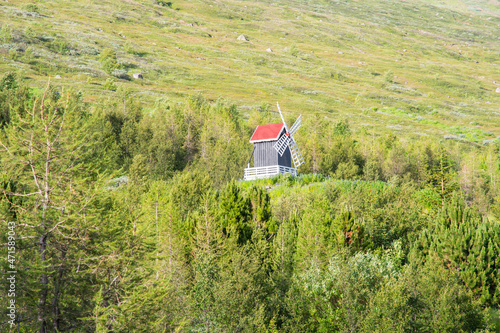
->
(99, 48, 119, 74)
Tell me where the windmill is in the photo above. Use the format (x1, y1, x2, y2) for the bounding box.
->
(243, 102, 304, 180)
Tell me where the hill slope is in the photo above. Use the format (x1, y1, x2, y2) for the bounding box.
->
(1, 0, 499, 143)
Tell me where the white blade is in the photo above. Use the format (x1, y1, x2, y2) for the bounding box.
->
(289, 115, 301, 136)
(277, 102, 289, 133)
(273, 132, 290, 156)
(289, 138, 304, 168)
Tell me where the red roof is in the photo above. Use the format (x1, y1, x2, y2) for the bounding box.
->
(250, 123, 284, 143)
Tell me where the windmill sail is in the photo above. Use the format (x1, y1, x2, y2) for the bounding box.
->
(273, 132, 290, 156)
(289, 138, 304, 168)
(289, 115, 301, 135)
(273, 102, 304, 167)
(276, 102, 289, 133)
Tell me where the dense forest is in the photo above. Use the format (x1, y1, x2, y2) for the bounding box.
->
(0, 73, 499, 332)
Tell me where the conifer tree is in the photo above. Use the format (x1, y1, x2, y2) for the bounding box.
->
(218, 180, 252, 245)
(0, 83, 105, 332)
(413, 194, 500, 307)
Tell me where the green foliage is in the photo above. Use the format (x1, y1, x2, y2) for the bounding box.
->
(413, 194, 500, 307)
(0, 73, 34, 131)
(25, 25, 36, 42)
(129, 153, 149, 184)
(364, 258, 485, 332)
(24, 3, 40, 13)
(23, 46, 34, 63)
(383, 70, 394, 83)
(332, 119, 351, 137)
(0, 72, 18, 91)
(124, 41, 137, 55)
(99, 48, 120, 74)
(219, 180, 252, 245)
(0, 24, 12, 43)
(287, 252, 401, 332)
(428, 146, 458, 201)
(0, 85, 107, 331)
(2, 77, 500, 332)
(170, 169, 211, 221)
(8, 48, 18, 61)
(288, 44, 299, 57)
(156, 0, 173, 7)
(103, 78, 117, 90)
(321, 136, 364, 179)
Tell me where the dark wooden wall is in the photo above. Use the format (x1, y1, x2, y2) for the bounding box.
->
(254, 141, 292, 168)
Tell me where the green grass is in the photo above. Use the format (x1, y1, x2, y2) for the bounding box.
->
(0, 0, 499, 143)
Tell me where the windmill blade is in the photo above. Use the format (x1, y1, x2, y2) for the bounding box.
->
(273, 132, 290, 156)
(289, 138, 305, 168)
(276, 102, 289, 132)
(289, 115, 301, 136)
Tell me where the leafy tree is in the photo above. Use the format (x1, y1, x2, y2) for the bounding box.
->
(300, 114, 327, 174)
(364, 257, 485, 332)
(286, 251, 401, 332)
(211, 230, 274, 332)
(363, 153, 382, 181)
(294, 195, 334, 268)
(320, 127, 364, 179)
(382, 142, 409, 180)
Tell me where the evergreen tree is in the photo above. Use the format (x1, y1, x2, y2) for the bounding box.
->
(0, 83, 105, 332)
(412, 194, 500, 307)
(218, 180, 252, 245)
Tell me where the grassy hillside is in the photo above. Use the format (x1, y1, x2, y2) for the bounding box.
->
(0, 0, 499, 143)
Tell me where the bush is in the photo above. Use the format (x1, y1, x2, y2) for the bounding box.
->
(25, 26, 36, 42)
(0, 25, 12, 43)
(22, 47, 34, 63)
(24, 4, 40, 13)
(156, 0, 172, 7)
(364, 259, 485, 332)
(112, 69, 129, 80)
(124, 41, 136, 55)
(103, 78, 117, 91)
(99, 48, 119, 74)
(8, 49, 18, 61)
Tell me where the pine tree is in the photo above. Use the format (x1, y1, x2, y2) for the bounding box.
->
(413, 194, 500, 307)
(218, 181, 252, 245)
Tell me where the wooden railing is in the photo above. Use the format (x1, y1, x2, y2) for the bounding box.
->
(243, 165, 297, 180)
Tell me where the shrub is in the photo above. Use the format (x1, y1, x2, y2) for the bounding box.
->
(8, 49, 18, 61)
(156, 0, 172, 7)
(383, 70, 394, 83)
(112, 69, 129, 80)
(103, 78, 117, 91)
(24, 4, 40, 13)
(1, 24, 12, 43)
(288, 44, 299, 57)
(25, 26, 36, 42)
(0, 72, 18, 90)
(124, 41, 136, 55)
(23, 47, 34, 63)
(99, 48, 119, 74)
